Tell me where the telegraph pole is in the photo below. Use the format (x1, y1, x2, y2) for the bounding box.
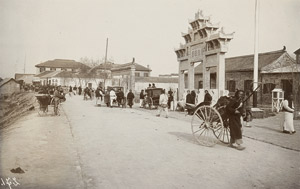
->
(104, 38, 108, 89)
(253, 0, 259, 107)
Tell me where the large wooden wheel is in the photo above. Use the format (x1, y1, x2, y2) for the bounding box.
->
(191, 105, 223, 147)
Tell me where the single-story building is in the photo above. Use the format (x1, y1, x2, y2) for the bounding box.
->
(194, 49, 299, 105)
(0, 78, 21, 96)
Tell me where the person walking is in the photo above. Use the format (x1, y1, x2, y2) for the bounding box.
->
(73, 85, 77, 95)
(95, 87, 102, 105)
(109, 89, 116, 107)
(226, 90, 246, 150)
(69, 86, 73, 97)
(282, 93, 296, 134)
(78, 86, 82, 95)
(167, 88, 174, 110)
(139, 90, 145, 108)
(127, 89, 135, 108)
(156, 89, 169, 118)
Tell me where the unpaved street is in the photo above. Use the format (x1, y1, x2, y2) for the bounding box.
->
(1, 95, 300, 189)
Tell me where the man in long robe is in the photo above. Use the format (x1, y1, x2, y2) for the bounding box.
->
(226, 90, 246, 150)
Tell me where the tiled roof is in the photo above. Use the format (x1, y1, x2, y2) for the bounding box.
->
(91, 62, 151, 72)
(135, 77, 177, 83)
(35, 59, 90, 69)
(35, 71, 53, 77)
(195, 50, 286, 73)
(90, 61, 117, 71)
(294, 48, 300, 54)
(39, 71, 63, 78)
(0, 78, 18, 87)
(112, 62, 151, 72)
(55, 71, 105, 79)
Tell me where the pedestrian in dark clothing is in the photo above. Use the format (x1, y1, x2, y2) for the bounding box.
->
(117, 89, 125, 105)
(69, 86, 73, 96)
(191, 90, 196, 104)
(167, 89, 174, 109)
(127, 89, 135, 108)
(78, 86, 82, 95)
(186, 90, 194, 115)
(226, 90, 246, 150)
(203, 90, 212, 105)
(73, 85, 77, 95)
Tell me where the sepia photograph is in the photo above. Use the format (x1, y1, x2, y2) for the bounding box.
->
(0, 0, 299, 188)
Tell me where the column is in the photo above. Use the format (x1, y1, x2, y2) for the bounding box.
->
(217, 53, 225, 96)
(202, 56, 210, 89)
(178, 69, 185, 100)
(188, 62, 195, 90)
(130, 64, 135, 91)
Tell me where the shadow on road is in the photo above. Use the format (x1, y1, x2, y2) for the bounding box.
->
(168, 132, 199, 145)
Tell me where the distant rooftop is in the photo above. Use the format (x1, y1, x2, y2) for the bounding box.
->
(35, 59, 90, 69)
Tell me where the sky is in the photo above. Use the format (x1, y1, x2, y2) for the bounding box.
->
(0, 0, 299, 78)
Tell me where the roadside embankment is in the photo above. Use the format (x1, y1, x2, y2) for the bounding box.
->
(0, 92, 36, 129)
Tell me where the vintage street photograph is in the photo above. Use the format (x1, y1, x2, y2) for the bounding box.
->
(0, 0, 299, 188)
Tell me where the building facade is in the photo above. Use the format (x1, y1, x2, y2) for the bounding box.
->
(194, 49, 299, 105)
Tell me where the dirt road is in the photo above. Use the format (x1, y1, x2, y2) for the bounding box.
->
(1, 95, 299, 189)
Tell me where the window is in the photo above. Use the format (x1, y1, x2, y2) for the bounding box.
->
(135, 72, 140, 77)
(198, 81, 203, 89)
(144, 73, 149, 77)
(40, 67, 45, 72)
(244, 80, 253, 92)
(50, 68, 56, 71)
(227, 80, 236, 92)
(263, 83, 276, 94)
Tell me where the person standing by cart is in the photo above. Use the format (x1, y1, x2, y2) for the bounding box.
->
(156, 89, 169, 118)
(226, 90, 246, 150)
(127, 89, 135, 108)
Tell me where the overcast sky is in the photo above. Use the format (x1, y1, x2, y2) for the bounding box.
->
(0, 0, 299, 78)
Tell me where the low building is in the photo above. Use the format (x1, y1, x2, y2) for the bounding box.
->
(194, 49, 299, 105)
(15, 73, 36, 85)
(35, 59, 90, 74)
(0, 78, 21, 96)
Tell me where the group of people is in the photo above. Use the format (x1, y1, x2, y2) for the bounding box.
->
(106, 88, 135, 108)
(68, 85, 83, 96)
(139, 87, 174, 110)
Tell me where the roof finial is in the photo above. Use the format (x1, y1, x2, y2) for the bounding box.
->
(283, 46, 286, 51)
(132, 57, 135, 64)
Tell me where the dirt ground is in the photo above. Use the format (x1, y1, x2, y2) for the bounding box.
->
(0, 94, 299, 189)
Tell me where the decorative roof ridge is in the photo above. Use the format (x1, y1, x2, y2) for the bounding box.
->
(226, 49, 286, 60)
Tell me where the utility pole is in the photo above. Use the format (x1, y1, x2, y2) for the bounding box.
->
(253, 0, 259, 107)
(104, 38, 108, 89)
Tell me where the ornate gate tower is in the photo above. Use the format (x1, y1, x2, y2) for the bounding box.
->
(175, 10, 234, 100)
